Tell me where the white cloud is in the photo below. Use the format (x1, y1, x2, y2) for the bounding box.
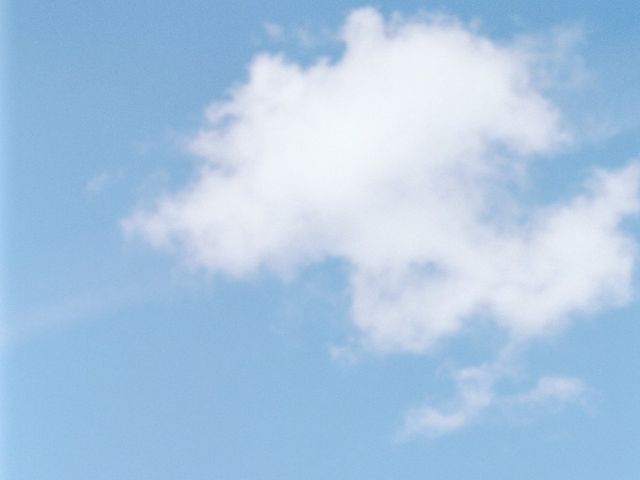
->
(125, 7, 639, 433)
(85, 172, 110, 194)
(402, 364, 495, 436)
(514, 375, 587, 405)
(401, 367, 587, 437)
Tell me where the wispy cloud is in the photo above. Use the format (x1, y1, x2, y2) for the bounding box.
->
(263, 21, 285, 41)
(261, 19, 334, 48)
(124, 7, 639, 434)
(402, 364, 496, 436)
(85, 172, 111, 194)
(85, 169, 126, 195)
(514, 376, 587, 405)
(399, 356, 589, 437)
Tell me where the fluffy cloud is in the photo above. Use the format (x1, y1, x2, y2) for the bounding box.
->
(125, 7, 639, 433)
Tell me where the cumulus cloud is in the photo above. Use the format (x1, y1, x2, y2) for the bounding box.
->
(125, 7, 639, 434)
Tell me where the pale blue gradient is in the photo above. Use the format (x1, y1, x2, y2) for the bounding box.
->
(5, 1, 640, 479)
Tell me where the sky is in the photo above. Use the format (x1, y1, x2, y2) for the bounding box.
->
(4, 1, 640, 479)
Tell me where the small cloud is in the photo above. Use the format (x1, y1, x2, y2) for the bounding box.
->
(328, 343, 362, 365)
(513, 376, 586, 405)
(400, 364, 589, 438)
(261, 20, 335, 48)
(85, 172, 110, 194)
(263, 21, 284, 41)
(400, 363, 497, 437)
(293, 27, 316, 47)
(403, 408, 469, 436)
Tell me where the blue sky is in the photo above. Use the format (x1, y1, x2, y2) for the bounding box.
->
(4, 1, 640, 479)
